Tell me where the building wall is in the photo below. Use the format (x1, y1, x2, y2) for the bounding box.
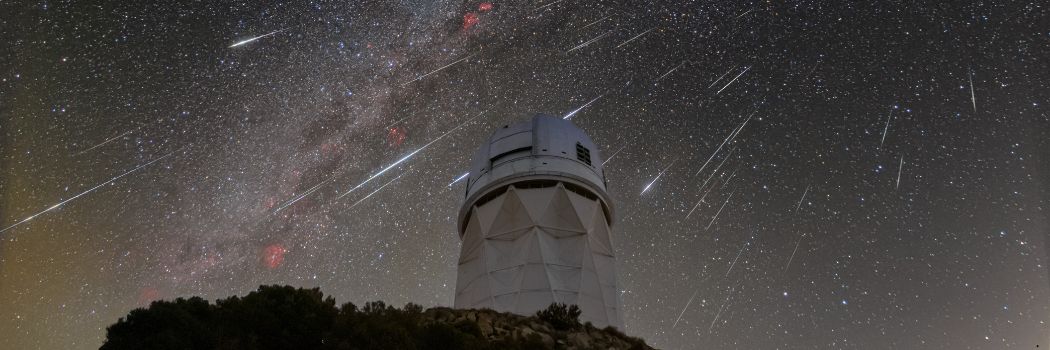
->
(454, 182, 623, 329)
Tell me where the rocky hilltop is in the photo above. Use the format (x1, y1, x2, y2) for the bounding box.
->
(101, 285, 654, 350)
(423, 306, 653, 350)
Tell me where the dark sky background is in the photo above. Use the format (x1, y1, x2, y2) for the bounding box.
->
(2, 1, 1048, 349)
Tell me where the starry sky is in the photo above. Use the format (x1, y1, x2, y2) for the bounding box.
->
(1, 1, 1048, 349)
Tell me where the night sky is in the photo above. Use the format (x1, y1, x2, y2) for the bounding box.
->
(2, 1, 1048, 349)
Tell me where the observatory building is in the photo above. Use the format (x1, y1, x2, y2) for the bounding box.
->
(454, 114, 623, 329)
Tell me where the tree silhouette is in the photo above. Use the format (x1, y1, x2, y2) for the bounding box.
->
(102, 285, 649, 350)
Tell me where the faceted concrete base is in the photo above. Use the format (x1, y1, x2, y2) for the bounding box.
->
(455, 182, 622, 329)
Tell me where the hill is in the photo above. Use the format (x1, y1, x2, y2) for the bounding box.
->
(101, 285, 654, 350)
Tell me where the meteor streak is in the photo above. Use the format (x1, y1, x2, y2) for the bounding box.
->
(616, 27, 655, 48)
(1, 151, 174, 234)
(672, 289, 699, 329)
(567, 30, 611, 52)
(349, 171, 411, 209)
(655, 61, 685, 81)
(641, 159, 676, 194)
(579, 15, 611, 30)
(707, 67, 736, 88)
(562, 94, 604, 120)
(448, 172, 470, 187)
(229, 29, 284, 48)
(74, 128, 137, 156)
(705, 192, 733, 229)
(601, 145, 626, 167)
(880, 108, 893, 149)
(695, 112, 752, 176)
(795, 185, 810, 212)
(708, 286, 735, 333)
(273, 177, 334, 214)
(337, 111, 484, 199)
(716, 66, 751, 95)
(533, 0, 565, 11)
(784, 235, 804, 272)
(725, 237, 748, 277)
(402, 53, 478, 87)
(896, 155, 904, 190)
(968, 66, 977, 113)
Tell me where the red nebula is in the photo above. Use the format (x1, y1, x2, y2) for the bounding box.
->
(478, 2, 493, 11)
(463, 12, 479, 29)
(387, 127, 407, 147)
(263, 244, 288, 269)
(138, 287, 161, 306)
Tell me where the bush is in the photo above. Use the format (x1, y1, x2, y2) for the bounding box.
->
(535, 303, 581, 331)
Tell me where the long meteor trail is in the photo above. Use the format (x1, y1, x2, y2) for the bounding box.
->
(273, 177, 335, 214)
(337, 111, 484, 199)
(1, 151, 174, 234)
(672, 289, 700, 329)
(402, 52, 478, 87)
(655, 61, 685, 82)
(695, 112, 752, 176)
(567, 30, 612, 52)
(616, 27, 655, 48)
(349, 170, 412, 209)
(74, 128, 137, 156)
(229, 29, 285, 48)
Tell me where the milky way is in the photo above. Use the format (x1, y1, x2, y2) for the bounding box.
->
(1, 1, 1048, 349)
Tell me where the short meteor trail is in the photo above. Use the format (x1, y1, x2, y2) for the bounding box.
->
(716, 66, 751, 95)
(879, 109, 893, 149)
(616, 27, 655, 48)
(567, 30, 612, 52)
(337, 111, 484, 199)
(672, 289, 700, 329)
(1, 151, 173, 234)
(641, 159, 677, 194)
(968, 66, 977, 113)
(896, 155, 904, 190)
(697, 147, 735, 191)
(707, 67, 736, 88)
(533, 0, 565, 11)
(74, 128, 137, 156)
(402, 52, 478, 87)
(734, 8, 754, 20)
(562, 94, 604, 120)
(706, 192, 733, 229)
(448, 172, 470, 187)
(655, 61, 685, 81)
(725, 237, 748, 277)
(601, 145, 626, 167)
(229, 29, 285, 48)
(579, 14, 611, 30)
(784, 235, 804, 272)
(795, 185, 810, 212)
